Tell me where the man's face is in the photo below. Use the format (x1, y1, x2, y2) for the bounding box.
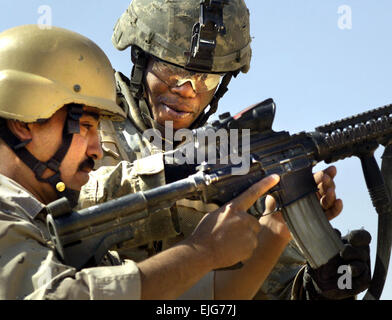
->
(26, 106, 103, 192)
(143, 59, 218, 130)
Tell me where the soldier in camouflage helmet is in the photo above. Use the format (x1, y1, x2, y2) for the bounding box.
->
(111, 0, 251, 131)
(80, 0, 371, 300)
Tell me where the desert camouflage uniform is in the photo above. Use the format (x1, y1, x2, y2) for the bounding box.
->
(79, 72, 307, 300)
(0, 173, 142, 300)
(0, 169, 215, 300)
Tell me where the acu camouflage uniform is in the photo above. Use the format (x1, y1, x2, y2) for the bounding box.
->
(79, 72, 307, 300)
(79, 0, 307, 299)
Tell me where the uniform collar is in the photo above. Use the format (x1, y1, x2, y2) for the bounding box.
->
(0, 173, 45, 220)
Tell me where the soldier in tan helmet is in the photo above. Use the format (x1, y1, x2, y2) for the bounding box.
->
(78, 0, 372, 300)
(0, 24, 291, 299)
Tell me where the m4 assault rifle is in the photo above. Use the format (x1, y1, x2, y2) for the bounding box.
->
(46, 98, 392, 300)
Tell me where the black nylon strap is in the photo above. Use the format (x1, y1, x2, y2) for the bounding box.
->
(0, 105, 81, 182)
(0, 104, 83, 208)
(190, 71, 234, 129)
(66, 104, 83, 134)
(46, 104, 83, 175)
(129, 46, 149, 100)
(0, 120, 47, 179)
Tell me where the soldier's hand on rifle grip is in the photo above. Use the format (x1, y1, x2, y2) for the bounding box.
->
(188, 174, 280, 270)
(313, 165, 343, 221)
(259, 165, 343, 241)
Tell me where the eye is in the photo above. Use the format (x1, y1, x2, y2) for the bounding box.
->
(80, 122, 94, 131)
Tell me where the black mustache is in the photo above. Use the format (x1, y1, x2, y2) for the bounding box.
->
(78, 157, 95, 172)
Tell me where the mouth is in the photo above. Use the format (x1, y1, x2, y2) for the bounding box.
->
(77, 167, 92, 183)
(164, 102, 194, 113)
(78, 158, 95, 174)
(79, 167, 92, 174)
(161, 102, 195, 119)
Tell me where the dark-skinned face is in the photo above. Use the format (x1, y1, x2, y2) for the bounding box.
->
(143, 59, 218, 130)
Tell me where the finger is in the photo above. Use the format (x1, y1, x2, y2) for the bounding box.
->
(323, 165, 337, 180)
(340, 244, 369, 262)
(351, 269, 371, 292)
(325, 199, 343, 221)
(345, 229, 372, 247)
(349, 261, 368, 278)
(240, 210, 263, 234)
(333, 228, 342, 239)
(317, 178, 335, 198)
(313, 166, 337, 185)
(264, 194, 277, 213)
(231, 174, 280, 212)
(317, 175, 336, 198)
(320, 187, 338, 210)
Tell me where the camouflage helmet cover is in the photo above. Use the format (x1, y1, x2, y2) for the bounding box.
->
(112, 0, 252, 73)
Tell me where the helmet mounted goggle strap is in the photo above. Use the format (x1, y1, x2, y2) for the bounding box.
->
(0, 104, 84, 207)
(182, 0, 236, 128)
(190, 69, 239, 129)
(185, 0, 240, 128)
(130, 46, 149, 100)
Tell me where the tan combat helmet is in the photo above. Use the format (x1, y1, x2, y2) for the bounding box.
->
(112, 0, 252, 127)
(0, 25, 126, 207)
(0, 24, 126, 122)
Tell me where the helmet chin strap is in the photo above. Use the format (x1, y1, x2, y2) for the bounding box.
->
(0, 104, 84, 208)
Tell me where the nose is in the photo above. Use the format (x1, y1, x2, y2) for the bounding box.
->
(170, 81, 197, 98)
(87, 129, 103, 161)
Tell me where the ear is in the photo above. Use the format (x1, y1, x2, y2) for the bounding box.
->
(6, 120, 33, 141)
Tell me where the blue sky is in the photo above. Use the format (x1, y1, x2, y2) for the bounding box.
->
(1, 1, 391, 300)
